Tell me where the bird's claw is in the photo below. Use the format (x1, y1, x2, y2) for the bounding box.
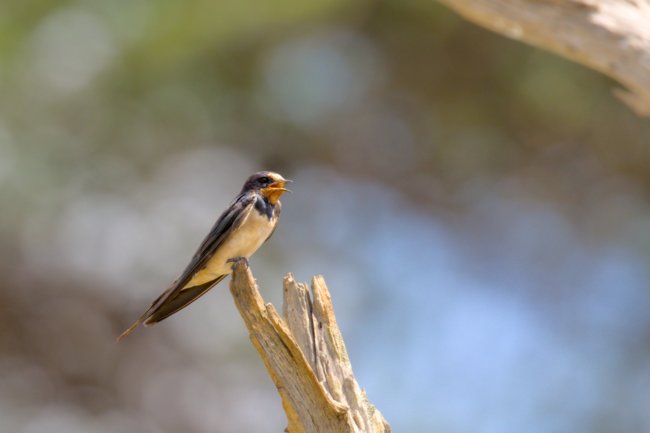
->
(227, 256, 249, 269)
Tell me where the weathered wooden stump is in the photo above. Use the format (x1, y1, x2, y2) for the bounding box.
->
(229, 262, 391, 433)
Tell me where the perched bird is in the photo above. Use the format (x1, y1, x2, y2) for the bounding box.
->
(117, 171, 290, 341)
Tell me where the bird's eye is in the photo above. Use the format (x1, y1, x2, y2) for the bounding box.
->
(259, 176, 270, 185)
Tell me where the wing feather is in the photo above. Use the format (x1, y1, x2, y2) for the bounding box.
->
(170, 192, 255, 294)
(116, 192, 256, 341)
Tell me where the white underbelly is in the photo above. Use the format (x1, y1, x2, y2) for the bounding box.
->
(190, 210, 276, 284)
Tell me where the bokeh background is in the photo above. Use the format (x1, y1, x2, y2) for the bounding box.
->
(2, 1, 650, 432)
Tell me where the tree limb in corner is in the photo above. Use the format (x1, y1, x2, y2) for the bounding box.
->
(437, 0, 650, 117)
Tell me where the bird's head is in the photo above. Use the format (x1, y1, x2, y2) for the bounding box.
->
(243, 171, 291, 204)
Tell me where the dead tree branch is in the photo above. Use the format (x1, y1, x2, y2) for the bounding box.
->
(229, 261, 391, 433)
(437, 0, 650, 117)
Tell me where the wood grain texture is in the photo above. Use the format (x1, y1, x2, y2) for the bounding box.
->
(229, 261, 391, 433)
(437, 0, 650, 116)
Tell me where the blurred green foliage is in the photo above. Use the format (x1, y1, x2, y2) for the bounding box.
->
(1, 1, 650, 433)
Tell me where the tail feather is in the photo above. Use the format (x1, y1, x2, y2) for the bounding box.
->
(144, 276, 224, 325)
(116, 318, 143, 342)
(116, 275, 225, 342)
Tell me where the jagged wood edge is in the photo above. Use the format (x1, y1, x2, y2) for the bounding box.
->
(229, 261, 390, 433)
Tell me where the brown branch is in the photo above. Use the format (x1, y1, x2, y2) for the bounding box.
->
(437, 0, 650, 117)
(228, 261, 391, 433)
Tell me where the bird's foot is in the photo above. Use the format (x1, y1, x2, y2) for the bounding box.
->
(227, 256, 249, 269)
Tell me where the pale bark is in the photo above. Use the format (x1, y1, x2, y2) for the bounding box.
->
(229, 261, 391, 433)
(437, 0, 650, 117)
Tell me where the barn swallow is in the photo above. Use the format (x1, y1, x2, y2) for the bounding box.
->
(117, 171, 290, 341)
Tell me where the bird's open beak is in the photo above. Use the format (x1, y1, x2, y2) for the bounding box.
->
(269, 179, 292, 192)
